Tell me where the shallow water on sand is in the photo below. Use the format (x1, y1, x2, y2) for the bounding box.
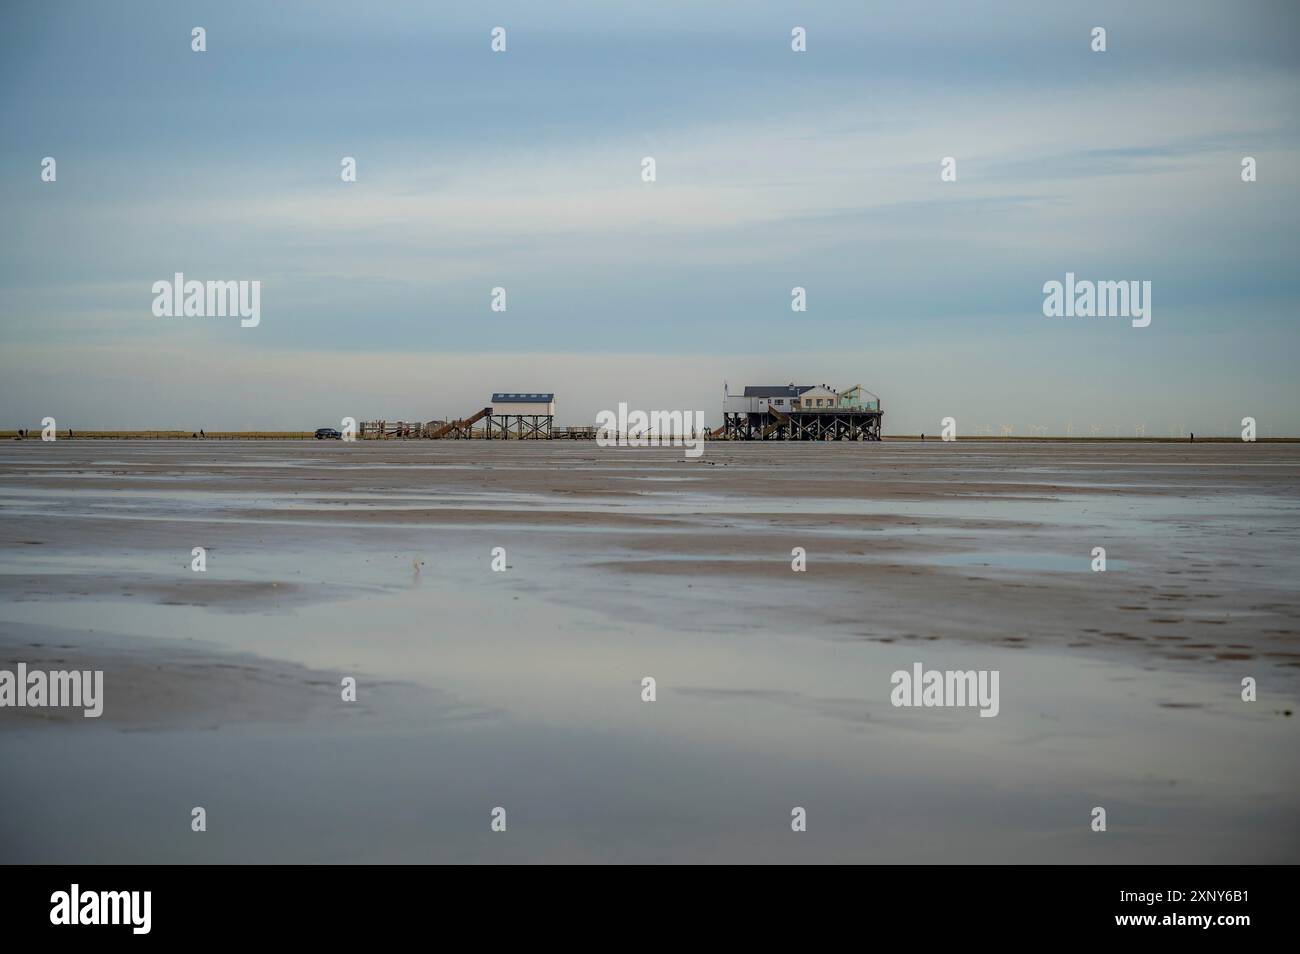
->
(1, 441, 1297, 862)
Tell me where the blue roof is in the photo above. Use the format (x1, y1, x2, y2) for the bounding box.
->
(491, 392, 554, 403)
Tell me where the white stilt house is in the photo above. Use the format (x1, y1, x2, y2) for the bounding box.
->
(721, 382, 882, 440)
(488, 392, 555, 439)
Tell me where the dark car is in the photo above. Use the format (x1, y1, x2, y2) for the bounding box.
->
(314, 427, 343, 440)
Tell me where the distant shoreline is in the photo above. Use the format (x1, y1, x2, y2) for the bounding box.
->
(3, 431, 1296, 443)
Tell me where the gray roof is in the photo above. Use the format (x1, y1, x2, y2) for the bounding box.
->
(742, 385, 814, 398)
(491, 392, 554, 403)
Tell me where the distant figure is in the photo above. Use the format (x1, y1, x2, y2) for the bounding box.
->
(200, 429, 205, 439)
(1190, 432, 1195, 443)
(921, 433, 925, 441)
(67, 428, 73, 440)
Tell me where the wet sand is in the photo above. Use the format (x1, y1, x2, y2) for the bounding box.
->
(1, 440, 1297, 862)
(0, 623, 448, 730)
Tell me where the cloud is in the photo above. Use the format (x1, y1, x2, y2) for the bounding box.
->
(1, 1, 1298, 430)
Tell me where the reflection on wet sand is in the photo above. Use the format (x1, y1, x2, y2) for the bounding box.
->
(1, 441, 1297, 862)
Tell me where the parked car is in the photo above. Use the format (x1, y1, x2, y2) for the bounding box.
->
(314, 427, 342, 440)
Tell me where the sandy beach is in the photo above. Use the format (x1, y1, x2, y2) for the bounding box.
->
(1, 440, 1297, 862)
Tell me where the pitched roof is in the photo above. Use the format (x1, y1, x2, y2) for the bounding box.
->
(491, 392, 554, 403)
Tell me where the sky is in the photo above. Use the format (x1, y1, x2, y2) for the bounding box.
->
(2, 0, 1298, 434)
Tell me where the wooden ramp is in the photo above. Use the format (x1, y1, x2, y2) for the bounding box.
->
(427, 407, 491, 439)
